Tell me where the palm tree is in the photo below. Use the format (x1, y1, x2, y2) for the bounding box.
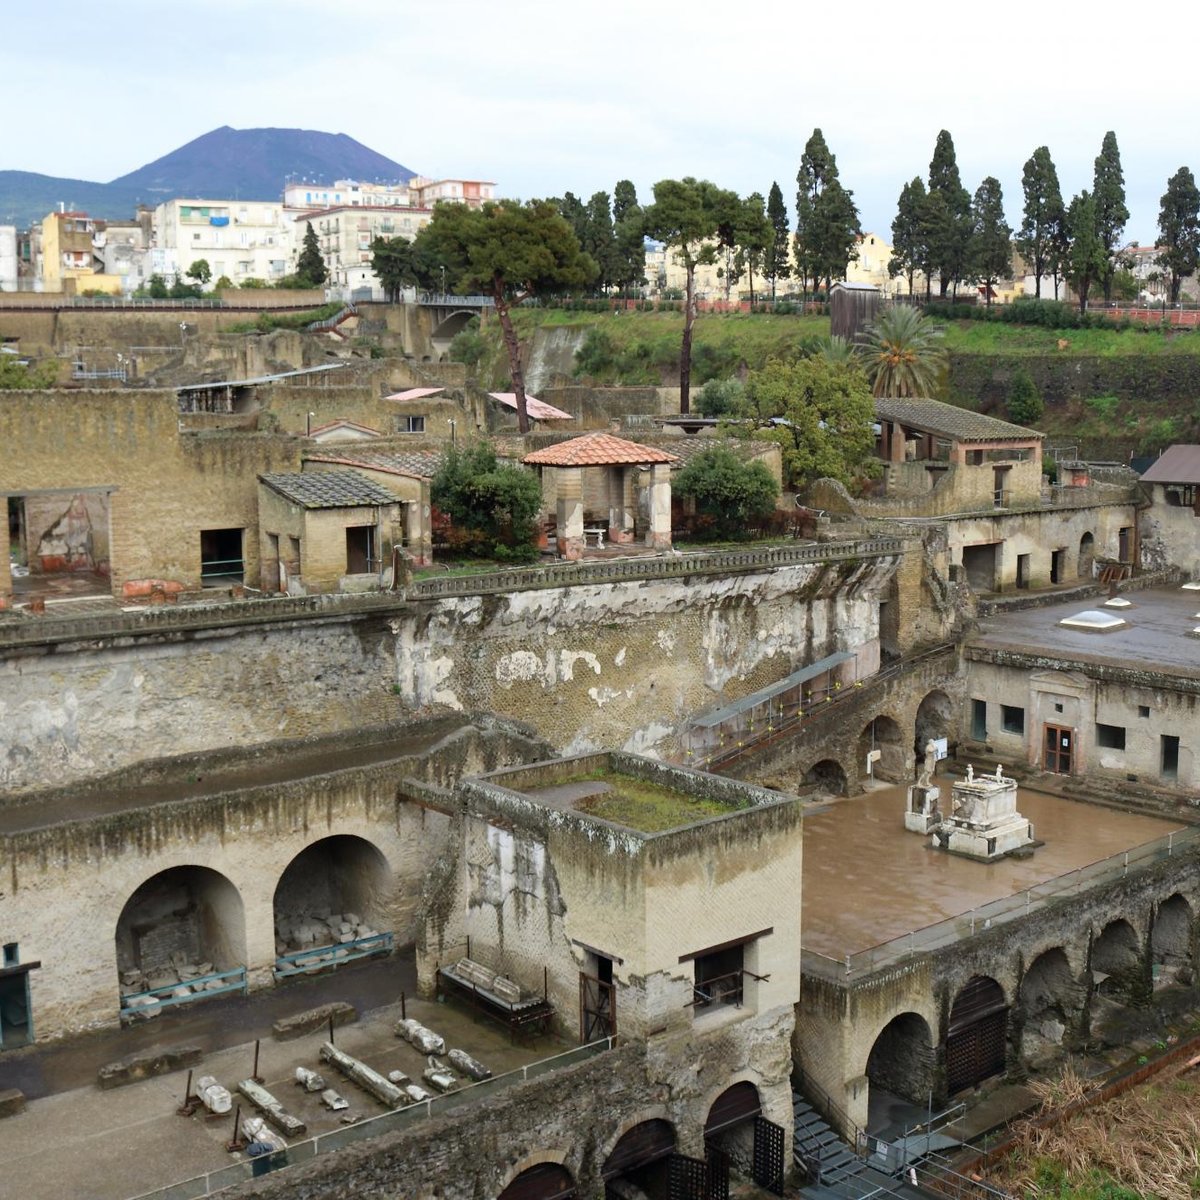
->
(860, 306, 946, 398)
(813, 334, 858, 367)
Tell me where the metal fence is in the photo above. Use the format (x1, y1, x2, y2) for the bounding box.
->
(127, 1038, 614, 1200)
(803, 826, 1200, 983)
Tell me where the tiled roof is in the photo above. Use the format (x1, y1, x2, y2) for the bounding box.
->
(874, 397, 1043, 442)
(384, 387, 446, 401)
(259, 470, 399, 508)
(523, 432, 681, 467)
(488, 392, 573, 421)
(303, 450, 441, 480)
(1140, 445, 1200, 485)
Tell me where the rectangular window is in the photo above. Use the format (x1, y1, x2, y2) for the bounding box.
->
(971, 698, 987, 740)
(1139, 705, 1151, 718)
(345, 525, 375, 574)
(397, 415, 425, 434)
(2, 943, 16, 967)
(1162, 735, 1180, 781)
(693, 944, 743, 1012)
(1001, 705, 1025, 735)
(1097, 723, 1126, 750)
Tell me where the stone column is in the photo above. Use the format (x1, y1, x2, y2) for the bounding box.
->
(645, 463, 672, 550)
(0, 545, 10, 610)
(608, 466, 636, 544)
(889, 422, 906, 463)
(556, 467, 585, 560)
(407, 489, 432, 566)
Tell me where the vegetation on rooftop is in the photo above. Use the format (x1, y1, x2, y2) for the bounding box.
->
(559, 771, 744, 833)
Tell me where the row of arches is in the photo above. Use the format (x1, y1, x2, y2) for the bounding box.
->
(498, 1081, 776, 1200)
(862, 896, 1195, 1119)
(802, 687, 956, 795)
(116, 835, 390, 999)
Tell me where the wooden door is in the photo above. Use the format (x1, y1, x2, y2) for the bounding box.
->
(1044, 724, 1073, 774)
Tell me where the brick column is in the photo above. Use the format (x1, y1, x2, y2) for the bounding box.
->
(645, 463, 672, 550)
(556, 467, 584, 560)
(607, 466, 636, 544)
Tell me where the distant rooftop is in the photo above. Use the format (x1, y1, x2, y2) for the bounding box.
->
(259, 470, 397, 509)
(524, 433, 680, 468)
(303, 450, 441, 481)
(1140, 445, 1200, 485)
(875, 397, 1043, 443)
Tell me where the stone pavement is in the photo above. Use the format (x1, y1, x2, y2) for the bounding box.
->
(0, 974, 569, 1200)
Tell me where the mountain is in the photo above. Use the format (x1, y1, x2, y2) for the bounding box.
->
(110, 126, 415, 200)
(0, 127, 415, 227)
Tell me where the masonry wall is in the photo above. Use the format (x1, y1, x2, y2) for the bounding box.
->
(1141, 486, 1200, 576)
(393, 557, 897, 760)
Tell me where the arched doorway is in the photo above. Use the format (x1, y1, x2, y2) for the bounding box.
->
(498, 1163, 576, 1200)
(803, 759, 847, 798)
(1019, 948, 1078, 1063)
(1092, 918, 1143, 1005)
(1077, 532, 1095, 579)
(273, 836, 391, 972)
(115, 866, 246, 1011)
(705, 1081, 761, 1181)
(946, 976, 1007, 1094)
(1152, 894, 1193, 982)
(602, 1119, 676, 1198)
(858, 715, 906, 783)
(865, 1013, 934, 1129)
(914, 690, 953, 761)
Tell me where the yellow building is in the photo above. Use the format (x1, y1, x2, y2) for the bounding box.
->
(40, 212, 121, 295)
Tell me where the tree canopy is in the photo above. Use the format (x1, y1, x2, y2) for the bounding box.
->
(1092, 131, 1129, 303)
(860, 306, 946, 398)
(794, 129, 861, 295)
(612, 179, 645, 296)
(926, 130, 973, 297)
(643, 176, 740, 414)
(421, 199, 596, 431)
(0, 356, 57, 389)
(1006, 369, 1044, 427)
(733, 355, 877, 488)
(970, 176, 1012, 306)
(673, 446, 778, 537)
(1016, 147, 1066, 299)
(297, 221, 327, 287)
(1064, 190, 1106, 313)
(763, 181, 791, 301)
(1156, 166, 1200, 305)
(889, 177, 928, 296)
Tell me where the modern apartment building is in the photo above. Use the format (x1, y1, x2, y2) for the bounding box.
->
(152, 198, 295, 286)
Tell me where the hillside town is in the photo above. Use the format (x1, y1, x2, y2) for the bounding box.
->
(5, 15, 1200, 1200)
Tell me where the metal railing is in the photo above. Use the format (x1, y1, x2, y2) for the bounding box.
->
(120, 966, 248, 1021)
(914, 1153, 1014, 1200)
(127, 1037, 614, 1200)
(417, 293, 494, 307)
(273, 932, 393, 979)
(803, 825, 1200, 982)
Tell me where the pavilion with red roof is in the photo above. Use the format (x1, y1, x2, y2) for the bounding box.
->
(523, 432, 679, 558)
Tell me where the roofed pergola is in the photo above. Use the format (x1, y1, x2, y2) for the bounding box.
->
(523, 433, 680, 559)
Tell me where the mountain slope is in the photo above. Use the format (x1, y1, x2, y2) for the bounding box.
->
(109, 126, 414, 200)
(0, 127, 416, 226)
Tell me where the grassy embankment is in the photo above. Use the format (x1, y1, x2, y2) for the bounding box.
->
(461, 308, 1200, 454)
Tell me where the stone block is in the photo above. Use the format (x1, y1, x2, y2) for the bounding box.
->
(0, 1088, 26, 1118)
(271, 1001, 357, 1042)
(97, 1043, 203, 1090)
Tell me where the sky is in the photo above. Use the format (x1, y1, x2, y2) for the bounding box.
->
(5, 0, 1199, 245)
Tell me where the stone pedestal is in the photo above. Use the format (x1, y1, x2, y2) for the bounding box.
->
(936, 768, 1035, 861)
(904, 783, 940, 834)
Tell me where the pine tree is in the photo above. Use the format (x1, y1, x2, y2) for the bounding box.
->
(1064, 190, 1106, 313)
(583, 191, 616, 294)
(1156, 166, 1200, 305)
(1007, 369, 1043, 427)
(764, 181, 791, 301)
(297, 222, 327, 287)
(1016, 147, 1066, 299)
(926, 130, 973, 297)
(970, 177, 1012, 306)
(889, 177, 927, 295)
(612, 180, 645, 297)
(1092, 131, 1129, 303)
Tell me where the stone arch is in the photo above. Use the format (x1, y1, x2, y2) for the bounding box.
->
(497, 1158, 577, 1200)
(115, 865, 246, 999)
(1152, 894, 1193, 979)
(1078, 531, 1095, 579)
(858, 714, 907, 783)
(704, 1080, 762, 1172)
(914, 689, 954, 759)
(1019, 948, 1080, 1064)
(272, 835, 392, 959)
(803, 758, 848, 797)
(601, 1116, 677, 1194)
(865, 1012, 935, 1120)
(430, 310, 478, 360)
(946, 975, 1008, 1094)
(1092, 918, 1143, 1004)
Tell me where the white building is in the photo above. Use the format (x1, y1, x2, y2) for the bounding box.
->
(0, 226, 17, 292)
(296, 204, 433, 300)
(282, 179, 415, 210)
(153, 199, 295, 287)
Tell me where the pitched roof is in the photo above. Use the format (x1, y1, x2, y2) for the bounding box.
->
(488, 392, 573, 421)
(259, 470, 398, 508)
(874, 397, 1043, 442)
(308, 419, 383, 438)
(303, 450, 441, 480)
(1140, 445, 1200, 484)
(523, 432, 681, 467)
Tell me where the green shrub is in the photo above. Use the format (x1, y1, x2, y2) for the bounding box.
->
(1007, 369, 1044, 426)
(673, 446, 779, 538)
(431, 442, 542, 558)
(696, 376, 744, 417)
(448, 317, 487, 368)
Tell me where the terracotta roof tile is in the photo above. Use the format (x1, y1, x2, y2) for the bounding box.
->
(523, 432, 681, 468)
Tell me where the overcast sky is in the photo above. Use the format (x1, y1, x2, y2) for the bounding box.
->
(7, 0, 1198, 244)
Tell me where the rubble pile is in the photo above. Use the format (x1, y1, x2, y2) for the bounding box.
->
(275, 910, 380, 960)
(119, 953, 227, 1012)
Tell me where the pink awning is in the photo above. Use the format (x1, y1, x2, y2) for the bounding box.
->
(488, 392, 573, 421)
(384, 387, 445, 401)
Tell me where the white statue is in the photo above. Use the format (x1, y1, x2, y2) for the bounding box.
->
(994, 763, 1004, 781)
(966, 763, 974, 783)
(918, 739, 937, 788)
